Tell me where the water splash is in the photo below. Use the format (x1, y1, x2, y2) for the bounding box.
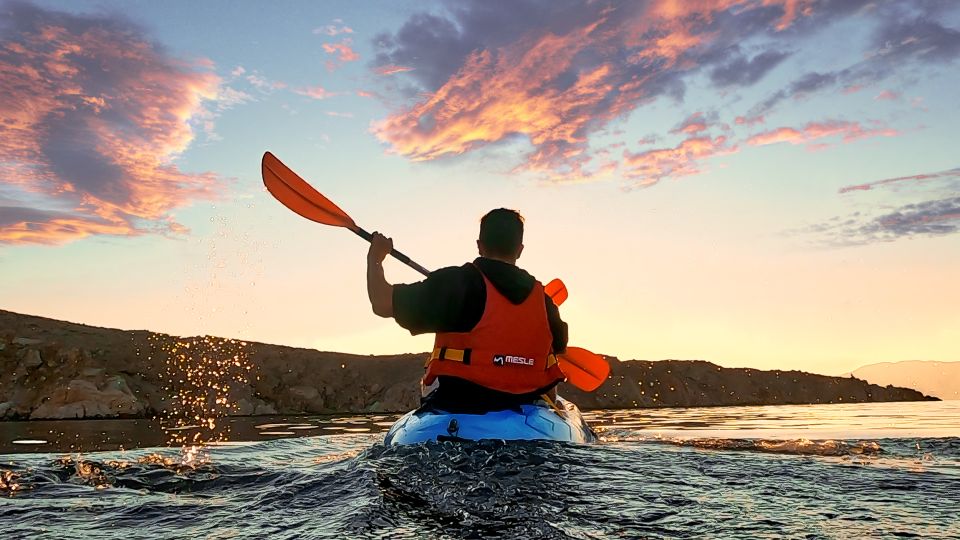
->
(153, 334, 254, 455)
(0, 469, 23, 494)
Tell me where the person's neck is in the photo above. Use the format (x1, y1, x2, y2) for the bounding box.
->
(480, 255, 517, 265)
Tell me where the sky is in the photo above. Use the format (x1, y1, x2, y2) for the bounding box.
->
(0, 0, 958, 376)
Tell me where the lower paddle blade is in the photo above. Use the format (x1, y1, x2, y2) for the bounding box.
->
(262, 152, 357, 230)
(545, 278, 568, 306)
(558, 346, 610, 392)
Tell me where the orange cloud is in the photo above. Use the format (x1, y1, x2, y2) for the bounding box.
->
(671, 112, 710, 135)
(0, 3, 224, 246)
(747, 120, 898, 147)
(746, 127, 805, 146)
(622, 135, 737, 187)
(373, 0, 810, 183)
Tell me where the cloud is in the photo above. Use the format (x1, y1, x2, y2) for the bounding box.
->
(0, 206, 134, 245)
(709, 49, 791, 88)
(747, 120, 898, 148)
(295, 85, 334, 100)
(0, 1, 224, 246)
(735, 115, 765, 126)
(839, 168, 960, 194)
(323, 39, 359, 62)
(749, 70, 848, 117)
(371, 1, 959, 184)
(245, 72, 287, 92)
(313, 20, 354, 37)
(370, 1, 888, 182)
(874, 90, 899, 101)
(868, 13, 960, 64)
(800, 166, 960, 245)
(622, 135, 737, 187)
(749, 4, 960, 118)
(807, 197, 960, 245)
(372, 1, 805, 181)
(670, 112, 712, 135)
(375, 64, 414, 76)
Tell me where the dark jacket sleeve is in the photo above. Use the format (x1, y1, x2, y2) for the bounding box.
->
(392, 265, 484, 335)
(544, 292, 568, 353)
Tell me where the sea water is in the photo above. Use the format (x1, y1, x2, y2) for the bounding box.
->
(1, 401, 958, 539)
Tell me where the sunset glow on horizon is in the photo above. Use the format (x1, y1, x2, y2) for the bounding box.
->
(1, 0, 958, 376)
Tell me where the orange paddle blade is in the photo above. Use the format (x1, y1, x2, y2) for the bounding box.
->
(544, 278, 568, 306)
(262, 152, 357, 230)
(558, 346, 610, 392)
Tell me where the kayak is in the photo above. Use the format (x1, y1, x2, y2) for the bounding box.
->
(383, 395, 597, 445)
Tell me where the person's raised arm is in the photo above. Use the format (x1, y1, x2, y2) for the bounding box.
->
(367, 232, 394, 318)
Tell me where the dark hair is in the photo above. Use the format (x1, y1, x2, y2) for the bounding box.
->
(479, 208, 524, 257)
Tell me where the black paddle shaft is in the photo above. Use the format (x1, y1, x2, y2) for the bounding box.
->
(354, 227, 431, 277)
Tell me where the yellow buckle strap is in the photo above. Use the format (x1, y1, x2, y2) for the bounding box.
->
(428, 346, 469, 364)
(546, 353, 558, 368)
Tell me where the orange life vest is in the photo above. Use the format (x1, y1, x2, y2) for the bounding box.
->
(423, 272, 565, 394)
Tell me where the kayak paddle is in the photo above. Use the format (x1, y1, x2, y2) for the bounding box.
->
(558, 347, 610, 392)
(544, 278, 611, 390)
(261, 151, 609, 391)
(261, 151, 430, 276)
(545, 278, 568, 306)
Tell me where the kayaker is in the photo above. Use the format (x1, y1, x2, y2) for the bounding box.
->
(366, 208, 567, 412)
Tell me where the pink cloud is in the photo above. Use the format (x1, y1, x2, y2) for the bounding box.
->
(839, 168, 960, 194)
(747, 120, 898, 147)
(875, 90, 900, 101)
(0, 3, 224, 245)
(323, 39, 359, 62)
(295, 86, 334, 100)
(622, 135, 737, 187)
(746, 127, 805, 146)
(671, 112, 710, 135)
(375, 65, 415, 76)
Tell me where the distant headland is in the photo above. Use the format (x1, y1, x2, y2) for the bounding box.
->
(0, 309, 937, 420)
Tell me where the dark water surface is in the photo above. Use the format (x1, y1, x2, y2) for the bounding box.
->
(2, 401, 958, 539)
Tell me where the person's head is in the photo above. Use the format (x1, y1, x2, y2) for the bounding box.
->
(477, 208, 524, 263)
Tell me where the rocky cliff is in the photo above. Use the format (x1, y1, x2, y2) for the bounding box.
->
(0, 309, 936, 420)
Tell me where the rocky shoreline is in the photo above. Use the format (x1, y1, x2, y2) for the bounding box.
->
(0, 309, 937, 420)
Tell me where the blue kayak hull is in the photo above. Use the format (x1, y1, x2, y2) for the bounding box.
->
(383, 396, 596, 445)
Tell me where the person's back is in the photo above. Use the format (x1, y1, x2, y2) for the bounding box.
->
(365, 209, 567, 412)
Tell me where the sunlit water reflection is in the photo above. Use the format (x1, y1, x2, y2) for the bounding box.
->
(1, 401, 958, 539)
